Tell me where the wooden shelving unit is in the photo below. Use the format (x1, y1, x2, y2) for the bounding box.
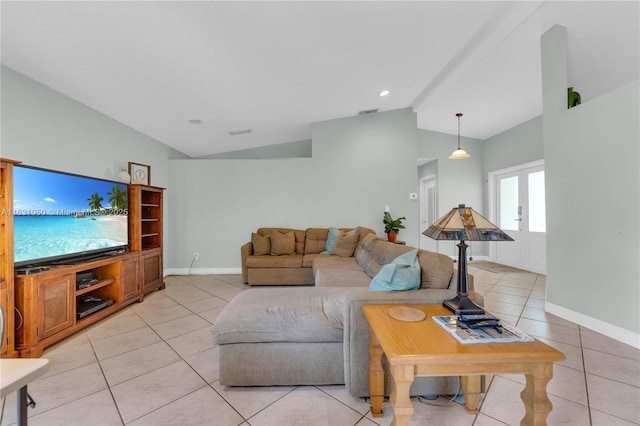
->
(14, 255, 139, 357)
(2, 166, 165, 358)
(128, 184, 164, 294)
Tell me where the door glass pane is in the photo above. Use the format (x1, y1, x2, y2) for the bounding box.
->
(528, 171, 546, 232)
(427, 186, 435, 226)
(499, 176, 518, 231)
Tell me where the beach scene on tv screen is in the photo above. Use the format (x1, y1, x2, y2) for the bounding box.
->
(13, 167, 128, 263)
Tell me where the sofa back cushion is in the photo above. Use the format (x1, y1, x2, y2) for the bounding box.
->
(416, 249, 454, 289)
(355, 233, 454, 289)
(251, 233, 271, 255)
(369, 249, 421, 291)
(330, 230, 360, 257)
(304, 228, 329, 254)
(304, 226, 376, 255)
(271, 230, 296, 255)
(257, 228, 305, 254)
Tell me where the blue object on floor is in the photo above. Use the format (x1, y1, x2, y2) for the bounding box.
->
(421, 394, 438, 400)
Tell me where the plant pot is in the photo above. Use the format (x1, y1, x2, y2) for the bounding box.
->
(387, 232, 397, 243)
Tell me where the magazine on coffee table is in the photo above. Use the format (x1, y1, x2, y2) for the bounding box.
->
(432, 316, 534, 344)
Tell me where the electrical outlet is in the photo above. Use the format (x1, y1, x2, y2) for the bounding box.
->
(193, 252, 200, 261)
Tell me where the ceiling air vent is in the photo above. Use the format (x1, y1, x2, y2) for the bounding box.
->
(358, 109, 379, 115)
(229, 129, 252, 136)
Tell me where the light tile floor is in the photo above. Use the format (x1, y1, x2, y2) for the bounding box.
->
(1, 264, 639, 425)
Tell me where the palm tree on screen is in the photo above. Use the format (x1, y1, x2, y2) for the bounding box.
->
(87, 193, 104, 212)
(107, 185, 127, 213)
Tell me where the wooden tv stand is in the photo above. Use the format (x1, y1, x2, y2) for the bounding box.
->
(14, 253, 145, 358)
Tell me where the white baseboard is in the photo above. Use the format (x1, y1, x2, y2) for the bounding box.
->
(546, 301, 640, 349)
(164, 267, 242, 276)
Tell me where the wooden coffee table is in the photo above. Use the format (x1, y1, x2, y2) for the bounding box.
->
(363, 304, 565, 426)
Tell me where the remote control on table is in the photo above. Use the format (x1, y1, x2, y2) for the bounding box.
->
(457, 314, 500, 324)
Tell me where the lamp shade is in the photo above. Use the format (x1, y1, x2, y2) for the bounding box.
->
(423, 204, 513, 242)
(448, 148, 470, 160)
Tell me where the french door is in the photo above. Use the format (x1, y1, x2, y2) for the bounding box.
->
(490, 161, 546, 273)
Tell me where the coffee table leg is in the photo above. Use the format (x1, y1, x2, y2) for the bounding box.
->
(461, 375, 482, 413)
(389, 364, 415, 426)
(520, 363, 554, 426)
(368, 326, 384, 418)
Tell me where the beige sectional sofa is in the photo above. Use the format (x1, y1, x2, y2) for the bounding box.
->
(214, 231, 482, 398)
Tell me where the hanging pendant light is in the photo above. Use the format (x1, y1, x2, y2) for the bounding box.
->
(448, 113, 470, 159)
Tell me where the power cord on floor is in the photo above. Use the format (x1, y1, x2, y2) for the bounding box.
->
(416, 381, 463, 407)
(188, 257, 196, 275)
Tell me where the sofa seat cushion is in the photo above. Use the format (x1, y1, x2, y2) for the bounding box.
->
(213, 287, 354, 345)
(312, 256, 361, 275)
(246, 254, 303, 268)
(314, 268, 371, 287)
(313, 255, 371, 287)
(303, 253, 328, 268)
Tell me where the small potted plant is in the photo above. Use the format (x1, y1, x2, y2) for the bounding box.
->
(383, 211, 405, 243)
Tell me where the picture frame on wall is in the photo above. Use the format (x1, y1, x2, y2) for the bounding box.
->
(128, 162, 151, 185)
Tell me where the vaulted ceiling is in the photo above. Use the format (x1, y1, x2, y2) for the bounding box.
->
(2, 1, 638, 158)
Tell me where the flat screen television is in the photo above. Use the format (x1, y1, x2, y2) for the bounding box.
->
(13, 165, 129, 269)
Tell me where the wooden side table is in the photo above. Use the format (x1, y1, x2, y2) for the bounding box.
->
(363, 304, 565, 426)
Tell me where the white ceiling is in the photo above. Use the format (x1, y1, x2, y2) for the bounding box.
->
(2, 1, 638, 158)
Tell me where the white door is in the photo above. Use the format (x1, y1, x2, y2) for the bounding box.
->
(490, 161, 546, 273)
(419, 175, 438, 251)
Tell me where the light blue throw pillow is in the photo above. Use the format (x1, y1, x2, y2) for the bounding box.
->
(369, 249, 421, 291)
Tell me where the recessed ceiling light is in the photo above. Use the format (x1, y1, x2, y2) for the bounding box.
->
(379, 90, 390, 97)
(229, 129, 252, 136)
(188, 119, 202, 125)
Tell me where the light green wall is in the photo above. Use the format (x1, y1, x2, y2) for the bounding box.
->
(542, 26, 639, 338)
(167, 108, 420, 269)
(545, 82, 640, 335)
(1, 66, 185, 183)
(483, 115, 544, 173)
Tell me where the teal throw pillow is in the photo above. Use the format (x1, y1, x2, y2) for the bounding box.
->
(369, 249, 421, 291)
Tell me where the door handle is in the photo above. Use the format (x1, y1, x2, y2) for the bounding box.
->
(514, 218, 522, 221)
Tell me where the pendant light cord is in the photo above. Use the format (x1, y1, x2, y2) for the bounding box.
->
(456, 112, 463, 149)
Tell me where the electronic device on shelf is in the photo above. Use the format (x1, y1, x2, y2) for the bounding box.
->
(15, 266, 50, 275)
(76, 270, 99, 289)
(76, 296, 113, 320)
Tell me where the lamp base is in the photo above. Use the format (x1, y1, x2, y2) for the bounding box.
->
(443, 295, 485, 315)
